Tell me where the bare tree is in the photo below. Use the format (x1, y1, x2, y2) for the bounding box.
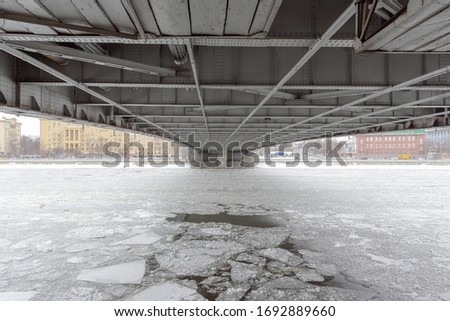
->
(20, 136, 40, 156)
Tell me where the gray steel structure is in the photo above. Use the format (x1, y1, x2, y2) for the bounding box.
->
(0, 0, 449, 150)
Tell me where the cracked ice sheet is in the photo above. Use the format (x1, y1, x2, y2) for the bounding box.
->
(76, 260, 146, 284)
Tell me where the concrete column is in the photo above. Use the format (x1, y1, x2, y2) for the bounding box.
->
(189, 149, 253, 169)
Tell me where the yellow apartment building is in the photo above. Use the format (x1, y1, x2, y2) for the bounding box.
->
(40, 119, 175, 157)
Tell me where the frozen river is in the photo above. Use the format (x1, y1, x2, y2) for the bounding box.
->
(0, 164, 450, 301)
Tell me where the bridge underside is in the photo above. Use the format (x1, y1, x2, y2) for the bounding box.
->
(0, 0, 449, 151)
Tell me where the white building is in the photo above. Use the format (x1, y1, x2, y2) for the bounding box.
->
(0, 118, 21, 157)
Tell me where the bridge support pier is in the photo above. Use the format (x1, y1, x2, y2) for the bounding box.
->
(189, 150, 256, 169)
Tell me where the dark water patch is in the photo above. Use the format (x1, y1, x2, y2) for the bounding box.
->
(279, 239, 300, 254)
(144, 256, 159, 275)
(171, 233, 184, 241)
(322, 272, 374, 293)
(167, 212, 285, 228)
(279, 238, 323, 254)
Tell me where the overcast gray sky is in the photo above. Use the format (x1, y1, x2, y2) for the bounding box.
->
(0, 112, 40, 137)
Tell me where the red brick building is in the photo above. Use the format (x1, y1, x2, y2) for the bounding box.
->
(356, 129, 426, 159)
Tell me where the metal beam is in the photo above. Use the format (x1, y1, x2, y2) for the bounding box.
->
(358, 0, 450, 52)
(138, 115, 399, 120)
(300, 89, 376, 100)
(251, 65, 450, 141)
(140, 125, 380, 132)
(186, 39, 210, 139)
(283, 109, 450, 144)
(330, 110, 450, 137)
(239, 88, 298, 100)
(120, 0, 146, 39)
(129, 122, 377, 127)
(0, 43, 177, 140)
(20, 82, 450, 92)
(5, 41, 175, 76)
(0, 106, 170, 140)
(225, 3, 356, 141)
(276, 90, 450, 141)
(0, 34, 355, 47)
(0, 11, 137, 40)
(0, 33, 355, 48)
(73, 103, 446, 112)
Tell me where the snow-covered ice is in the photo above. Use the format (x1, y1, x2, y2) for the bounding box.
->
(0, 238, 12, 248)
(76, 260, 146, 284)
(0, 164, 450, 300)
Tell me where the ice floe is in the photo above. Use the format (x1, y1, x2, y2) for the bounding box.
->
(70, 287, 112, 301)
(76, 260, 146, 284)
(234, 253, 266, 265)
(258, 248, 303, 266)
(200, 227, 231, 236)
(230, 261, 261, 283)
(128, 282, 205, 301)
(156, 251, 217, 276)
(236, 228, 290, 249)
(0, 292, 37, 301)
(66, 226, 127, 240)
(216, 285, 251, 301)
(117, 232, 163, 245)
(295, 266, 325, 283)
(156, 240, 246, 276)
